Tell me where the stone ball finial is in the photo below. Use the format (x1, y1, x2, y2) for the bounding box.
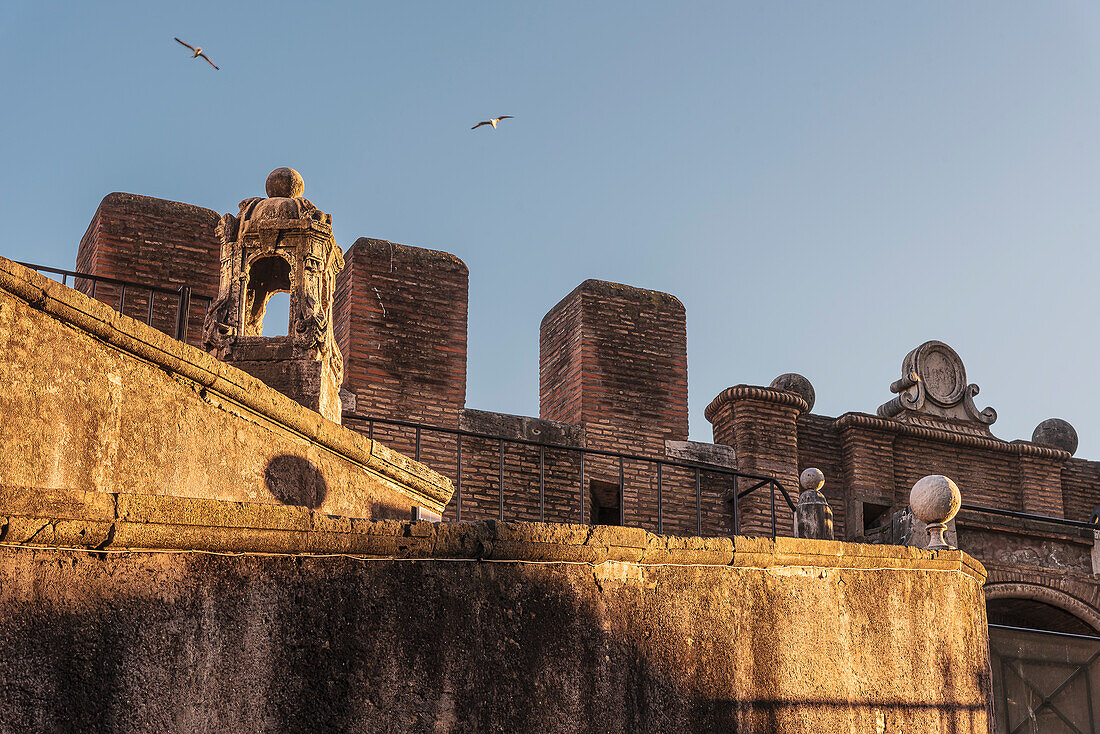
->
(800, 467, 825, 492)
(266, 167, 305, 199)
(909, 475, 961, 550)
(770, 373, 815, 412)
(1031, 418, 1078, 455)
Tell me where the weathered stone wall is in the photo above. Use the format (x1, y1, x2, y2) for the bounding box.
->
(0, 487, 993, 733)
(0, 256, 451, 519)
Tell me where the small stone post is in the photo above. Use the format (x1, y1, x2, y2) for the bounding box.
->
(909, 475, 961, 551)
(795, 468, 835, 540)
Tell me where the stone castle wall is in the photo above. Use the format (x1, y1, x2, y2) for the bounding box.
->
(0, 490, 993, 734)
(60, 190, 1100, 633)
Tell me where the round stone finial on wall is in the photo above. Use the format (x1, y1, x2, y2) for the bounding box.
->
(770, 373, 815, 413)
(266, 167, 305, 198)
(800, 467, 825, 492)
(909, 475, 961, 550)
(1031, 418, 1078, 455)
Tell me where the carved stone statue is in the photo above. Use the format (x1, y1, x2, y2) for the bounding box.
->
(203, 168, 344, 423)
(877, 340, 996, 435)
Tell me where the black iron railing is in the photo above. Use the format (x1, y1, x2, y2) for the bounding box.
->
(960, 504, 1098, 532)
(17, 262, 212, 342)
(344, 413, 796, 539)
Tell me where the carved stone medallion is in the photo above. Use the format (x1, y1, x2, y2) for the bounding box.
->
(877, 340, 996, 433)
(908, 342, 965, 406)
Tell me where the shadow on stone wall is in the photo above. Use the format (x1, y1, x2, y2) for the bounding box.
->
(0, 551, 991, 733)
(264, 455, 328, 508)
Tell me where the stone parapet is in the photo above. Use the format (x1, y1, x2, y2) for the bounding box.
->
(0, 486, 991, 733)
(0, 485, 986, 576)
(0, 256, 452, 517)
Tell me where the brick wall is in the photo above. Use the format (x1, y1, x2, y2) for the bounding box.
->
(75, 193, 220, 347)
(706, 386, 807, 536)
(540, 279, 688, 449)
(453, 409, 585, 523)
(537, 279, 693, 532)
(797, 413, 847, 536)
(336, 238, 469, 486)
(335, 238, 468, 426)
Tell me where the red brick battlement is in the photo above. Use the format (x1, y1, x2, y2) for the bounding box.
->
(76, 192, 220, 346)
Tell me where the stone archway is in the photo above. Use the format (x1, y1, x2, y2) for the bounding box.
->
(985, 582, 1100, 633)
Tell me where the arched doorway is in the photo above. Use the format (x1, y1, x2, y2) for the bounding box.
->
(985, 584, 1100, 733)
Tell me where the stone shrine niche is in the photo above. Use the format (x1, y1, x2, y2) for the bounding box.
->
(203, 167, 344, 423)
(877, 340, 997, 435)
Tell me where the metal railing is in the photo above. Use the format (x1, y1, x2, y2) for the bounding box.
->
(344, 413, 796, 539)
(17, 262, 212, 342)
(960, 504, 1098, 532)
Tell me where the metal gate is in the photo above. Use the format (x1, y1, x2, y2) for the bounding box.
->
(990, 624, 1100, 733)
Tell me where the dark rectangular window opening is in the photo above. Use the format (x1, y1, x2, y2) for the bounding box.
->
(862, 501, 892, 535)
(589, 479, 621, 526)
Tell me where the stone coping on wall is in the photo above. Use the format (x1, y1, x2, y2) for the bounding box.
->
(835, 412, 1071, 460)
(0, 256, 453, 511)
(0, 485, 987, 582)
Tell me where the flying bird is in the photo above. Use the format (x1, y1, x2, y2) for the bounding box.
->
(174, 38, 219, 70)
(471, 116, 514, 130)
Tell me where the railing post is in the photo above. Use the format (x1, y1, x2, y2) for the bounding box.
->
(455, 434, 463, 522)
(498, 439, 505, 521)
(579, 453, 585, 525)
(415, 427, 421, 462)
(731, 474, 739, 536)
(771, 480, 777, 540)
(367, 420, 374, 441)
(175, 286, 192, 342)
(657, 463, 663, 535)
(618, 456, 625, 527)
(118, 284, 127, 314)
(696, 468, 702, 536)
(147, 290, 155, 326)
(539, 445, 545, 523)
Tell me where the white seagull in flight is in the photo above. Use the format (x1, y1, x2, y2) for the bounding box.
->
(471, 116, 514, 130)
(174, 38, 219, 70)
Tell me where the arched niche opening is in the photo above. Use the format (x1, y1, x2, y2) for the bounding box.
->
(986, 583, 1100, 635)
(244, 256, 292, 337)
(988, 598, 1094, 635)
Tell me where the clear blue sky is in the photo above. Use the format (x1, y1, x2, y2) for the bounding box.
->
(4, 2, 1100, 459)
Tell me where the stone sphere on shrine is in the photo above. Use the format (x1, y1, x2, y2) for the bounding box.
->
(266, 167, 305, 198)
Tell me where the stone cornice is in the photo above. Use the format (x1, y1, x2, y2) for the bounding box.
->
(835, 412, 1071, 461)
(0, 486, 986, 583)
(704, 385, 810, 423)
(0, 256, 453, 511)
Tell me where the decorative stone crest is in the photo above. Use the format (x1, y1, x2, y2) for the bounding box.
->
(203, 168, 345, 423)
(877, 341, 996, 434)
